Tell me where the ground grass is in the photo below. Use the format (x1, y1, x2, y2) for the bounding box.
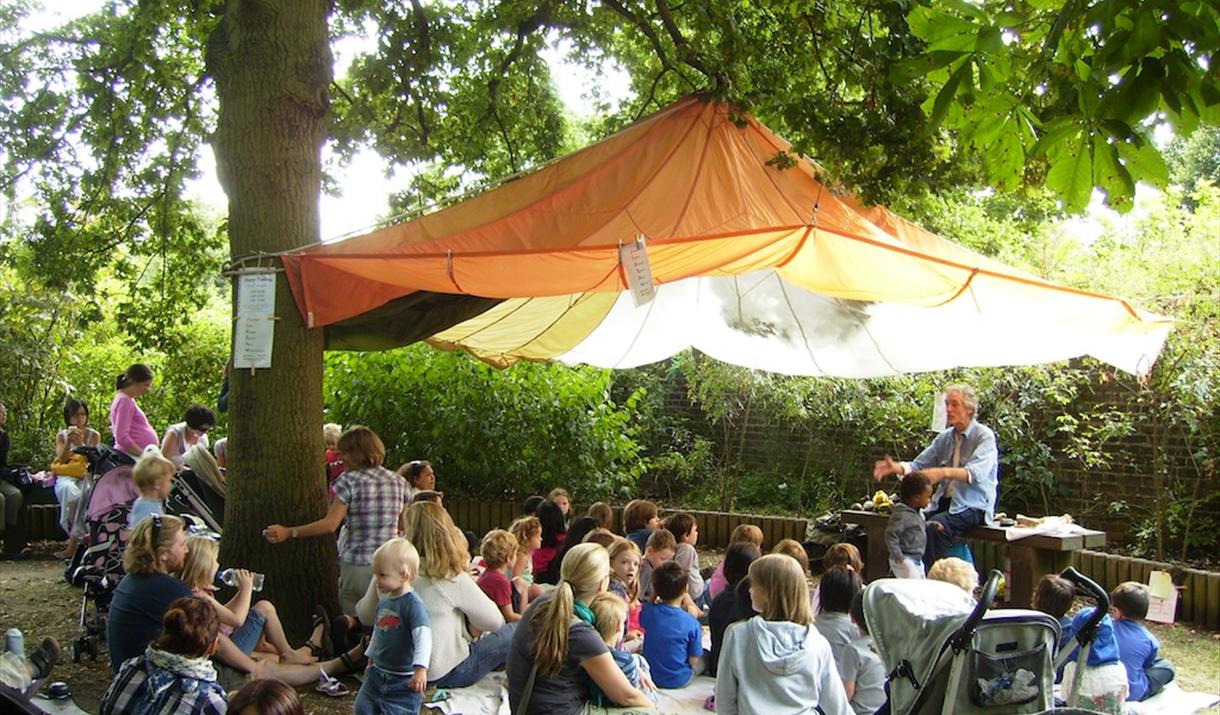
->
(3, 545, 1216, 713)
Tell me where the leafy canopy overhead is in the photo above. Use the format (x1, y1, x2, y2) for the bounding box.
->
(1, 0, 1216, 295)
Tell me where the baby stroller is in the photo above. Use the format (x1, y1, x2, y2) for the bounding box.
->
(864, 568, 1108, 715)
(63, 445, 137, 581)
(66, 501, 130, 663)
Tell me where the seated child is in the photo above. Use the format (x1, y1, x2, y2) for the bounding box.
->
(128, 452, 174, 528)
(813, 543, 864, 614)
(814, 566, 864, 686)
(508, 516, 543, 602)
(322, 422, 343, 498)
(928, 557, 978, 596)
(715, 554, 849, 714)
(356, 538, 432, 715)
(637, 528, 677, 600)
(583, 529, 617, 548)
(844, 592, 886, 715)
(476, 529, 525, 623)
(623, 499, 661, 551)
(664, 512, 706, 603)
(531, 500, 567, 582)
(179, 536, 319, 665)
(586, 502, 614, 532)
(1109, 581, 1174, 702)
(1033, 573, 1077, 680)
(588, 592, 657, 704)
(607, 538, 644, 645)
(708, 542, 760, 676)
(1057, 603, 1128, 715)
(548, 488, 573, 528)
(886, 471, 932, 578)
(521, 495, 544, 516)
(640, 561, 704, 689)
(708, 524, 763, 599)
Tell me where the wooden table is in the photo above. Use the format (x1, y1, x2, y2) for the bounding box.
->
(840, 510, 1107, 607)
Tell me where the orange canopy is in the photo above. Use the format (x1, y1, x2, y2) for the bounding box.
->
(281, 96, 1170, 376)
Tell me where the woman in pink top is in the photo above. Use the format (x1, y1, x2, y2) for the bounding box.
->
(109, 364, 159, 457)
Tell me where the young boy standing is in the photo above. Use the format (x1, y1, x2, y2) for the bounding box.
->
(885, 471, 932, 578)
(1110, 582, 1175, 702)
(128, 452, 174, 528)
(640, 561, 704, 689)
(356, 538, 432, 715)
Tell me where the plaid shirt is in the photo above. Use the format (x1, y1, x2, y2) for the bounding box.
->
(100, 648, 227, 715)
(334, 465, 409, 564)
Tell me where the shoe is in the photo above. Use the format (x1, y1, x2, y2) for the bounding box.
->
(29, 637, 60, 680)
(307, 606, 332, 659)
(316, 670, 351, 697)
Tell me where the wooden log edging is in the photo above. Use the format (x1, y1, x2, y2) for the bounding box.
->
(1073, 549, 1220, 631)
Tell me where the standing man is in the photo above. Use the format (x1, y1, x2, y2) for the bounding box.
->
(873, 384, 998, 568)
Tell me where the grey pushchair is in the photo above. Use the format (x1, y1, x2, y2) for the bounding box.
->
(863, 568, 1108, 714)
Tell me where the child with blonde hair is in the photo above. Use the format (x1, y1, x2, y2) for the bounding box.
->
(928, 557, 978, 595)
(589, 592, 657, 704)
(709, 524, 764, 598)
(178, 535, 318, 665)
(509, 515, 544, 601)
(355, 537, 432, 715)
(323, 423, 343, 495)
(716, 554, 850, 714)
(128, 451, 175, 528)
(607, 538, 644, 644)
(477, 529, 525, 623)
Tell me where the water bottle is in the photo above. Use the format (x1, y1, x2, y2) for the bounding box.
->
(219, 568, 265, 592)
(5, 628, 24, 660)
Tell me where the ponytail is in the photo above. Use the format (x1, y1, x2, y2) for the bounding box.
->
(116, 363, 154, 391)
(531, 581, 574, 675)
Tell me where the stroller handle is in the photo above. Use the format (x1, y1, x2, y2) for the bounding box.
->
(950, 569, 1002, 652)
(1060, 566, 1110, 646)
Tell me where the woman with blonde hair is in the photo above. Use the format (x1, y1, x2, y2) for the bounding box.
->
(390, 501, 513, 688)
(507, 542, 652, 713)
(716, 554, 850, 715)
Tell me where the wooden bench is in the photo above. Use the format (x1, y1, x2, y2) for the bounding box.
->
(841, 509, 1106, 608)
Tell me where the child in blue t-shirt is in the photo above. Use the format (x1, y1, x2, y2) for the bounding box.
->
(128, 452, 174, 527)
(355, 538, 433, 715)
(1109, 581, 1175, 702)
(589, 591, 658, 704)
(640, 561, 704, 688)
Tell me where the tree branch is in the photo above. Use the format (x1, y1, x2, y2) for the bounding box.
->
(601, 0, 699, 91)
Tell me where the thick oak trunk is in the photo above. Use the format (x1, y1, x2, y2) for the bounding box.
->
(207, 0, 337, 634)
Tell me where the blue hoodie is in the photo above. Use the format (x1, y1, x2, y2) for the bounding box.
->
(715, 616, 851, 715)
(1061, 607, 1120, 666)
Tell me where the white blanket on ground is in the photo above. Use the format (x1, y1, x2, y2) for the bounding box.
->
(424, 672, 717, 714)
(1124, 682, 1220, 715)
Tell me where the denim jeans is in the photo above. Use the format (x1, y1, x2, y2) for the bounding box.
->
(429, 622, 518, 689)
(227, 605, 267, 655)
(355, 665, 424, 715)
(924, 506, 985, 567)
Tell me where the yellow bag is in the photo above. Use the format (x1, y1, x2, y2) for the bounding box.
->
(50, 453, 88, 479)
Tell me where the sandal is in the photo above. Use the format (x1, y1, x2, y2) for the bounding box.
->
(316, 670, 351, 698)
(306, 606, 332, 659)
(29, 638, 61, 680)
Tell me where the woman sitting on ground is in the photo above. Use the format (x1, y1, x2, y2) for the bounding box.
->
(101, 596, 228, 715)
(263, 425, 409, 616)
(376, 501, 514, 689)
(109, 363, 159, 458)
(506, 543, 653, 713)
(161, 404, 215, 471)
(51, 397, 101, 558)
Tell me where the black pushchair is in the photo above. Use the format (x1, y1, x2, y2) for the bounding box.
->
(864, 568, 1110, 714)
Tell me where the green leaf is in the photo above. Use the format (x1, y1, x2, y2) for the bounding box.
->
(890, 51, 967, 83)
(1092, 135, 1135, 210)
(985, 126, 1025, 191)
(1045, 133, 1093, 211)
(976, 26, 1003, 54)
(926, 62, 969, 133)
(1115, 139, 1169, 187)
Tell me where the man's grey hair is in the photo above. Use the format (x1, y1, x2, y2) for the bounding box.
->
(945, 384, 979, 416)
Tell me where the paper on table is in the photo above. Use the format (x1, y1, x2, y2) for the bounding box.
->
(1149, 570, 1173, 600)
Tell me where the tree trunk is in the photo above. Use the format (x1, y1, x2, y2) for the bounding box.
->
(206, 0, 337, 635)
